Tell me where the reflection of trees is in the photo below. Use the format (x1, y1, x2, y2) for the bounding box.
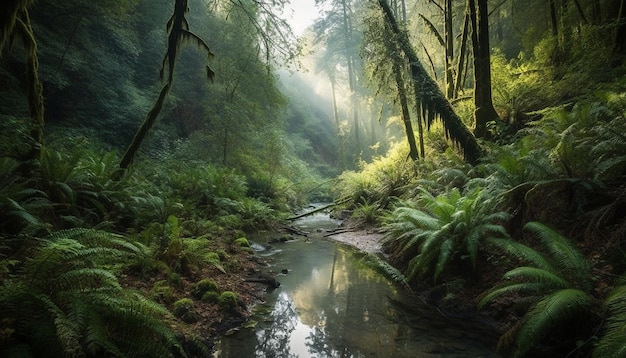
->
(253, 292, 298, 358)
(247, 239, 499, 357)
(303, 245, 397, 357)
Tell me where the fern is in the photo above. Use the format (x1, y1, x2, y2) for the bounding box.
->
(513, 289, 593, 358)
(0, 228, 181, 357)
(524, 222, 590, 287)
(481, 222, 594, 357)
(593, 280, 626, 358)
(383, 187, 510, 282)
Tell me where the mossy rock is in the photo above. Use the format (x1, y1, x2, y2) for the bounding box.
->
(151, 280, 175, 304)
(191, 278, 219, 299)
(218, 291, 241, 311)
(201, 291, 220, 303)
(172, 298, 198, 323)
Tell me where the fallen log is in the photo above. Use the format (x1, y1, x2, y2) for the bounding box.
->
(285, 197, 350, 221)
(285, 202, 337, 221)
(323, 228, 355, 237)
(282, 225, 308, 237)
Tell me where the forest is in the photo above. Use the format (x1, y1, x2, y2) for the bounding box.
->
(1, 0, 625, 357)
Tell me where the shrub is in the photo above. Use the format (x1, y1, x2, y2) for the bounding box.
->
(0, 228, 181, 357)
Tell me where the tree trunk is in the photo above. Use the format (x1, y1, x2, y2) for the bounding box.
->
(117, 0, 213, 175)
(341, 0, 361, 165)
(394, 50, 419, 160)
(119, 82, 172, 170)
(549, 0, 559, 37)
(16, 9, 45, 162)
(454, 12, 470, 98)
(377, 0, 481, 165)
(468, 0, 500, 139)
(329, 77, 346, 169)
(444, 0, 455, 99)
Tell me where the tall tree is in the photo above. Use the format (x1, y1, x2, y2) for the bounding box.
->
(467, 0, 499, 138)
(453, 11, 470, 98)
(119, 0, 214, 172)
(444, 0, 455, 99)
(363, 2, 420, 160)
(375, 0, 481, 164)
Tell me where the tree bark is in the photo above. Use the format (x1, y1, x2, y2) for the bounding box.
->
(454, 12, 470, 98)
(119, 82, 172, 170)
(341, 0, 361, 164)
(16, 9, 45, 162)
(468, 0, 500, 138)
(444, 0, 455, 99)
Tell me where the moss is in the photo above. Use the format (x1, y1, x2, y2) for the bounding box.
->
(218, 291, 240, 311)
(233, 237, 253, 253)
(166, 271, 183, 289)
(234, 237, 250, 247)
(172, 298, 198, 323)
(151, 280, 175, 304)
(204, 252, 220, 262)
(191, 278, 219, 299)
(216, 249, 228, 261)
(201, 291, 220, 303)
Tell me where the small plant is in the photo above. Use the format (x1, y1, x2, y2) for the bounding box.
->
(592, 275, 626, 358)
(234, 237, 250, 247)
(351, 201, 383, 225)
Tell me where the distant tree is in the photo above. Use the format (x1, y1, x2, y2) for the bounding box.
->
(314, 0, 365, 166)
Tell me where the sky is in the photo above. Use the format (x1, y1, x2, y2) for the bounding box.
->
(286, 0, 319, 36)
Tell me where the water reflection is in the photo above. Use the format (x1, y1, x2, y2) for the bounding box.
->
(216, 212, 500, 357)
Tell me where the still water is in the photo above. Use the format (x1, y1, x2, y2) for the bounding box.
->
(214, 210, 500, 358)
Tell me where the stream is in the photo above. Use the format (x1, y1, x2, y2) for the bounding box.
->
(214, 208, 501, 358)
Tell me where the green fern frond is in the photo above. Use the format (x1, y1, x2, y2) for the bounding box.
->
(57, 268, 121, 293)
(511, 289, 593, 358)
(487, 237, 555, 272)
(593, 283, 626, 358)
(502, 266, 569, 288)
(524, 222, 590, 285)
(478, 282, 547, 309)
(434, 239, 454, 282)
